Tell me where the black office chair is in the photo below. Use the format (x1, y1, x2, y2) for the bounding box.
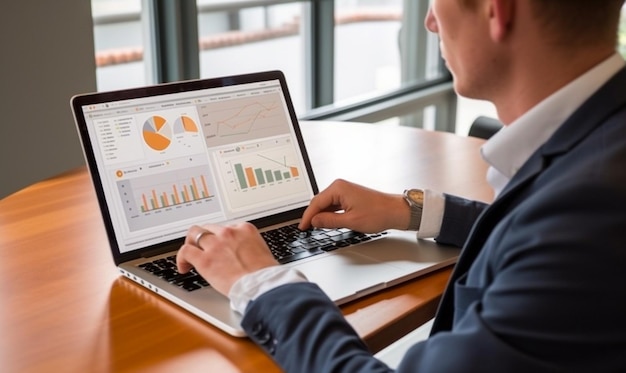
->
(468, 116, 503, 139)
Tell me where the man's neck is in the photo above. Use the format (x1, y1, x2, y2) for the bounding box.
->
(493, 47, 617, 125)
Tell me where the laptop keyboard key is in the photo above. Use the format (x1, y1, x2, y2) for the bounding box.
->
(181, 281, 202, 291)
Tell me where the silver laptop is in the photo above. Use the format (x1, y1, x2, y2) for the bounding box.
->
(71, 70, 459, 337)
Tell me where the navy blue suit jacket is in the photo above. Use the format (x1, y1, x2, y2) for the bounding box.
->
(241, 67, 626, 372)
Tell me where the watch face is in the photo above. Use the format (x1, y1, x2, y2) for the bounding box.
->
(407, 189, 424, 204)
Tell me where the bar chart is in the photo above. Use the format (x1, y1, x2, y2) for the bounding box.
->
(118, 165, 222, 231)
(217, 144, 310, 211)
(233, 162, 300, 190)
(139, 174, 212, 212)
(227, 150, 301, 191)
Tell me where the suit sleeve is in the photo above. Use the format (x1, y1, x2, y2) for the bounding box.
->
(241, 283, 554, 373)
(242, 282, 512, 373)
(241, 282, 394, 373)
(435, 194, 489, 247)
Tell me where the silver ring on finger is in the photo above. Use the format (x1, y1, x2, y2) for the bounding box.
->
(194, 230, 212, 248)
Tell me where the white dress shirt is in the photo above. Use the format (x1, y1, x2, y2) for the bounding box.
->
(483, 53, 625, 197)
(228, 53, 626, 314)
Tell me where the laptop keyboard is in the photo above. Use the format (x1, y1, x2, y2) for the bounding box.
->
(138, 223, 385, 292)
(138, 257, 209, 292)
(261, 223, 382, 264)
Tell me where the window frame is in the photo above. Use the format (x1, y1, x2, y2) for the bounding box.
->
(97, 0, 456, 131)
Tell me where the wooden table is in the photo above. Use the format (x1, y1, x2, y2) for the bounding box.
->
(0, 121, 491, 372)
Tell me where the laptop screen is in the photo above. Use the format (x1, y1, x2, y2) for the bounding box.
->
(73, 72, 316, 257)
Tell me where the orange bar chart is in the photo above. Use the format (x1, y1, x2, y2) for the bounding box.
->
(140, 175, 212, 212)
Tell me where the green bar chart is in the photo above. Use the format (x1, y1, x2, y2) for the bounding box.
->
(233, 160, 300, 189)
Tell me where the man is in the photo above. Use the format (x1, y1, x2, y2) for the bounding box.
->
(177, 0, 626, 371)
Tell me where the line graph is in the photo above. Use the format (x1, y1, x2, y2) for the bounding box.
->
(200, 92, 291, 147)
(216, 101, 279, 135)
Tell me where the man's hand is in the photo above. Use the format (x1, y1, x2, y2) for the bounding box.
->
(299, 179, 411, 233)
(176, 222, 278, 296)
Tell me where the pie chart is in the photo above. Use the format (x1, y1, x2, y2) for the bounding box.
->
(174, 115, 199, 134)
(143, 116, 171, 151)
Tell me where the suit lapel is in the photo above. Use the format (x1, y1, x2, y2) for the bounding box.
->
(455, 153, 545, 273)
(430, 149, 546, 333)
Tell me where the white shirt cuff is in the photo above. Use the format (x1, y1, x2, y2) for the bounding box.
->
(416, 189, 445, 239)
(228, 266, 308, 314)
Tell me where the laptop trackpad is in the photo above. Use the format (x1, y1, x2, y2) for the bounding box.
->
(286, 231, 460, 305)
(288, 250, 407, 304)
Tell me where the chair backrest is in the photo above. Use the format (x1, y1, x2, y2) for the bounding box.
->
(468, 116, 503, 139)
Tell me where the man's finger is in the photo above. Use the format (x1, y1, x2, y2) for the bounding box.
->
(176, 243, 203, 274)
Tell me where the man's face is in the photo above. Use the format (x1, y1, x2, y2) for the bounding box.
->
(425, 0, 495, 100)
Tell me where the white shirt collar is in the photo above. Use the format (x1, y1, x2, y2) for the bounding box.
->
(481, 53, 626, 197)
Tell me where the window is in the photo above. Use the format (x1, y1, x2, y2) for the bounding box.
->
(335, 1, 405, 102)
(92, 0, 146, 91)
(91, 0, 453, 131)
(334, 1, 442, 103)
(196, 1, 307, 112)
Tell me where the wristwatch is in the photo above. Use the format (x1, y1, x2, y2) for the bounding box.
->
(403, 189, 424, 231)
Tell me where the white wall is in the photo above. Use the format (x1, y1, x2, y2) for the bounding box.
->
(0, 2, 97, 199)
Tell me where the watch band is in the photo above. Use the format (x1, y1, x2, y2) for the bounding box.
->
(403, 189, 424, 231)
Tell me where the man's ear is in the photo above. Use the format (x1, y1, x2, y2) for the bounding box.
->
(489, 0, 515, 42)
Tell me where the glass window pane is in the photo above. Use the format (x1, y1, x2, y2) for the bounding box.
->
(334, 0, 443, 104)
(197, 1, 307, 113)
(91, 0, 146, 91)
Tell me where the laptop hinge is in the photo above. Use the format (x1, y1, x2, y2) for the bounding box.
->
(140, 242, 181, 259)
